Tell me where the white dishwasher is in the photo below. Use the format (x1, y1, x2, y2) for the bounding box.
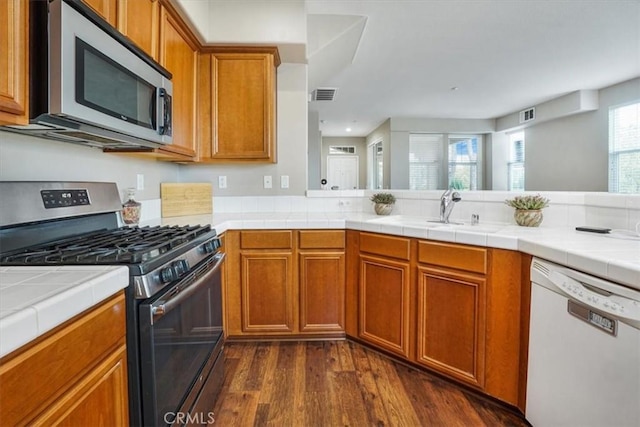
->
(527, 258, 640, 427)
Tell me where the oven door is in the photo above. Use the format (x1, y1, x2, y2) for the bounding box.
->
(139, 253, 225, 426)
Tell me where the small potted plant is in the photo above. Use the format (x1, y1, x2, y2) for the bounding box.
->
(370, 192, 396, 215)
(505, 194, 550, 227)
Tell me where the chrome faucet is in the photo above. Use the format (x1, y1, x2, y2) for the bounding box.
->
(439, 189, 461, 223)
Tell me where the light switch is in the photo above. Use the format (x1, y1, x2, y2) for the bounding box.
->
(280, 175, 289, 189)
(263, 175, 272, 189)
(136, 174, 144, 191)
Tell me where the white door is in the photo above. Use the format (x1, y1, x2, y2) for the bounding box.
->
(327, 156, 358, 190)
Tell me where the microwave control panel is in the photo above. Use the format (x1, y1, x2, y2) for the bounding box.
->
(40, 189, 90, 209)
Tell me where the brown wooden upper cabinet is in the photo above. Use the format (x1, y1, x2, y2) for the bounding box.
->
(197, 47, 280, 163)
(116, 0, 159, 60)
(0, 0, 29, 126)
(157, 4, 198, 160)
(82, 0, 117, 26)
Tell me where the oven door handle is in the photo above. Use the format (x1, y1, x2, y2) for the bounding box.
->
(151, 253, 225, 321)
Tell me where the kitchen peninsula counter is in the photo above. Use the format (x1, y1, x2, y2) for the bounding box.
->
(158, 212, 640, 290)
(0, 266, 129, 358)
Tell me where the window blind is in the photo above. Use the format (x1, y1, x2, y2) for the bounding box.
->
(609, 102, 640, 193)
(409, 134, 443, 190)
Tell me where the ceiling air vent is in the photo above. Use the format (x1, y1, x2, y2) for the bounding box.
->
(311, 88, 338, 101)
(519, 107, 536, 124)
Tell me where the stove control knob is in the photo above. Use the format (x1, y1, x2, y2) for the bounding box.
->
(172, 259, 189, 278)
(161, 267, 177, 283)
(201, 239, 220, 254)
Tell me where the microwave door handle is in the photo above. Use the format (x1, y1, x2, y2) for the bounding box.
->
(150, 253, 225, 323)
(156, 88, 165, 135)
(156, 88, 172, 136)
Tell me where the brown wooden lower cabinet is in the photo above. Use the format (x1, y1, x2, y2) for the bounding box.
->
(358, 254, 411, 358)
(0, 292, 128, 426)
(351, 233, 525, 411)
(299, 251, 345, 332)
(224, 229, 346, 338)
(241, 251, 295, 333)
(416, 266, 486, 388)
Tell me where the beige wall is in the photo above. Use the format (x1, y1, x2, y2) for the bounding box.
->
(365, 119, 391, 189)
(0, 63, 309, 199)
(0, 132, 179, 200)
(524, 78, 639, 191)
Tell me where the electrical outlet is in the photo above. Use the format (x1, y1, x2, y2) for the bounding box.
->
(280, 175, 289, 189)
(218, 176, 227, 189)
(263, 175, 272, 189)
(136, 174, 144, 191)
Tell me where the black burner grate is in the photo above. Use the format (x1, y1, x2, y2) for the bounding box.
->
(0, 224, 212, 265)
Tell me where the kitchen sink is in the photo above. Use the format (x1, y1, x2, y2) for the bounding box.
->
(368, 216, 505, 233)
(367, 215, 445, 228)
(435, 223, 504, 234)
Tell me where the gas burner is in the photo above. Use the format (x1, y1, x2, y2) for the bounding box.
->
(0, 224, 214, 266)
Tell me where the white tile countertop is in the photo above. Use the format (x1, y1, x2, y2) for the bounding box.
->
(155, 212, 640, 291)
(0, 266, 129, 358)
(2, 212, 637, 358)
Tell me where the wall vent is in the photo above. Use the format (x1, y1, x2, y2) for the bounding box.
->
(311, 88, 338, 101)
(519, 107, 536, 123)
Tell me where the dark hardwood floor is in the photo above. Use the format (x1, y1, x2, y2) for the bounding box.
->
(211, 340, 529, 426)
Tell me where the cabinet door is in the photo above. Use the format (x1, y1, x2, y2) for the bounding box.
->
(32, 345, 129, 426)
(241, 252, 294, 333)
(0, 0, 28, 125)
(82, 0, 117, 26)
(208, 50, 277, 162)
(359, 254, 411, 358)
(416, 266, 486, 388)
(158, 6, 197, 159)
(299, 251, 345, 333)
(117, 0, 159, 59)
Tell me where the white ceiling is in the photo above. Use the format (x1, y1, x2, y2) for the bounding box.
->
(306, 0, 640, 137)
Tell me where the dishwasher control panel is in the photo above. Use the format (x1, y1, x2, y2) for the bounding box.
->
(531, 258, 640, 330)
(550, 270, 640, 323)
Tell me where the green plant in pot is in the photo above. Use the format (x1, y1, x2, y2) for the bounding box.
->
(370, 192, 396, 215)
(505, 194, 550, 227)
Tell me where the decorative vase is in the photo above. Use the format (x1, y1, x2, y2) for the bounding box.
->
(374, 203, 394, 215)
(122, 188, 142, 225)
(514, 209, 543, 227)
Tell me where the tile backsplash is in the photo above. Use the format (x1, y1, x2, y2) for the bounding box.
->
(162, 190, 640, 231)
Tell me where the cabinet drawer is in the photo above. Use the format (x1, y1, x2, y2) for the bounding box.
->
(240, 230, 292, 249)
(418, 241, 487, 274)
(359, 232, 411, 260)
(0, 292, 126, 425)
(298, 230, 345, 249)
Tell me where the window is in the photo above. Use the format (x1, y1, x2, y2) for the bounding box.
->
(609, 102, 640, 193)
(448, 135, 482, 190)
(508, 132, 525, 191)
(409, 134, 443, 190)
(329, 146, 356, 154)
(372, 141, 383, 189)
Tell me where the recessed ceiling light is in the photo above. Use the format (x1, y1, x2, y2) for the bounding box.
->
(346, 127, 352, 132)
(450, 86, 459, 91)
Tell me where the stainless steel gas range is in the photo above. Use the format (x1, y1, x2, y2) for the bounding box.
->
(0, 181, 225, 426)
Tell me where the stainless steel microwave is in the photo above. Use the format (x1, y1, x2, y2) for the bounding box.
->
(2, 0, 172, 150)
